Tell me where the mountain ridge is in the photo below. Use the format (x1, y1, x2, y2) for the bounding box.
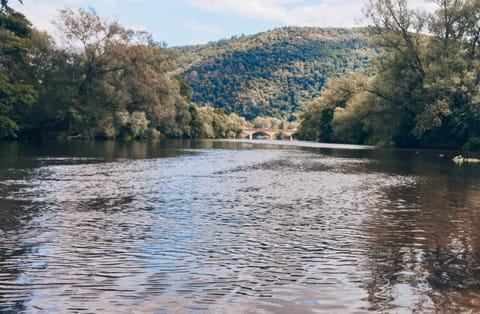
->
(176, 26, 375, 120)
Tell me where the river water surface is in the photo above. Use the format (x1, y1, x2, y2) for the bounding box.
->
(1, 139, 480, 313)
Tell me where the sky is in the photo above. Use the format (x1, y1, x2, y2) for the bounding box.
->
(11, 0, 436, 47)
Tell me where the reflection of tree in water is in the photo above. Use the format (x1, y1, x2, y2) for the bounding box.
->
(360, 165, 480, 313)
(425, 248, 480, 311)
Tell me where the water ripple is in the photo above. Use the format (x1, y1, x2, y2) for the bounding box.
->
(1, 141, 480, 313)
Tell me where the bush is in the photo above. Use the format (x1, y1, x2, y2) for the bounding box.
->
(463, 137, 480, 152)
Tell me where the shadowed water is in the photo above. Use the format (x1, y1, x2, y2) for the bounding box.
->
(1, 139, 480, 313)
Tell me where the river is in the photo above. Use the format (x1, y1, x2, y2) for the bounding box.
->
(1, 139, 479, 313)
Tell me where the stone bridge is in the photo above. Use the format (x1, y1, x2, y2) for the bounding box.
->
(241, 128, 297, 140)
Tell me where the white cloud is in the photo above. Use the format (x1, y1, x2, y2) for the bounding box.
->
(9, 0, 109, 35)
(183, 0, 359, 27)
(10, 0, 148, 43)
(185, 0, 294, 22)
(285, 1, 363, 27)
(9, 0, 441, 47)
(10, 1, 61, 34)
(184, 20, 222, 36)
(184, 0, 436, 28)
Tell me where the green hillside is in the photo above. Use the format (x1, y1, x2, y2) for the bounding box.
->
(176, 27, 374, 120)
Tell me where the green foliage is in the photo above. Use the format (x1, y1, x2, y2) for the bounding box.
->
(189, 106, 247, 138)
(0, 6, 248, 141)
(366, 0, 480, 148)
(0, 6, 37, 139)
(6, 1, 480, 148)
(297, 72, 368, 143)
(177, 27, 373, 121)
(463, 137, 480, 152)
(26, 8, 195, 140)
(112, 110, 150, 139)
(0, 116, 18, 138)
(299, 0, 480, 149)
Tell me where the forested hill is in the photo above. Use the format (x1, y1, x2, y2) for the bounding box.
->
(176, 27, 374, 120)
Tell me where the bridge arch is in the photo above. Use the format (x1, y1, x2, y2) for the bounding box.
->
(249, 131, 273, 140)
(241, 128, 296, 140)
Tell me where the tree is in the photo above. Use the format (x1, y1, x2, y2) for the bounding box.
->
(51, 8, 191, 139)
(362, 0, 430, 146)
(0, 5, 37, 138)
(363, 0, 480, 148)
(0, 5, 252, 141)
(299, 0, 480, 149)
(179, 27, 372, 121)
(297, 72, 368, 143)
(188, 105, 247, 138)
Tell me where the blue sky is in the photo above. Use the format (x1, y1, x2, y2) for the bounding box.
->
(11, 0, 434, 47)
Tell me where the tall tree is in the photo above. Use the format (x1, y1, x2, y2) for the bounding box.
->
(299, 0, 480, 149)
(363, 0, 430, 146)
(364, 0, 480, 147)
(0, 4, 37, 138)
(52, 8, 192, 138)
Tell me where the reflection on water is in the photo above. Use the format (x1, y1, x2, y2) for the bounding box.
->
(1, 140, 480, 313)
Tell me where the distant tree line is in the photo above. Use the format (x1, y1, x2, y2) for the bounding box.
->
(0, 3, 246, 140)
(297, 0, 480, 150)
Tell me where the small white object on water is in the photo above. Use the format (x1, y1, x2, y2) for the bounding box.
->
(453, 155, 480, 164)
